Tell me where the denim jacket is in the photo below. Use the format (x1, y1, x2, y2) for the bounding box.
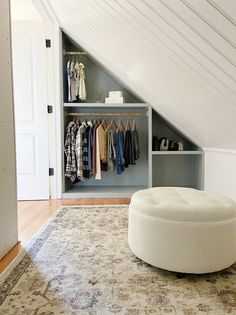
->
(116, 130, 125, 175)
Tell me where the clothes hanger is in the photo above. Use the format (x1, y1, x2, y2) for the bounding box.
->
(116, 119, 121, 132)
(102, 119, 107, 129)
(113, 119, 118, 129)
(125, 118, 131, 132)
(106, 119, 112, 131)
(87, 115, 93, 126)
(101, 114, 107, 128)
(132, 118, 136, 131)
(117, 119, 124, 132)
(106, 118, 117, 131)
(76, 115, 80, 125)
(73, 116, 77, 123)
(121, 119, 125, 131)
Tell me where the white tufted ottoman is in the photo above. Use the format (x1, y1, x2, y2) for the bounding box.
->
(128, 187, 236, 274)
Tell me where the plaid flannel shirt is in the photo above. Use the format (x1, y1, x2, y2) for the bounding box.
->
(65, 121, 78, 183)
(82, 125, 90, 178)
(76, 122, 86, 181)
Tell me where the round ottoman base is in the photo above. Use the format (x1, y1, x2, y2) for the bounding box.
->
(128, 188, 236, 274)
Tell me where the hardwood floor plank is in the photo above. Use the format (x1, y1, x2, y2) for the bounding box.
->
(0, 198, 130, 273)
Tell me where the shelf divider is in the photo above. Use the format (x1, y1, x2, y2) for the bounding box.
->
(152, 151, 202, 155)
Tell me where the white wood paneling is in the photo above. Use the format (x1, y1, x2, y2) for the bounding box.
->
(0, 0, 18, 259)
(204, 148, 236, 201)
(208, 0, 236, 24)
(45, 0, 236, 149)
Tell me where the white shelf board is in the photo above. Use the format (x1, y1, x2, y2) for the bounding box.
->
(152, 151, 202, 155)
(64, 103, 148, 108)
(62, 185, 147, 198)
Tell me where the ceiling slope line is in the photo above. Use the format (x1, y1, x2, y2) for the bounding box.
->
(180, 0, 236, 48)
(207, 0, 236, 26)
(157, 0, 236, 71)
(66, 10, 221, 146)
(125, 0, 236, 104)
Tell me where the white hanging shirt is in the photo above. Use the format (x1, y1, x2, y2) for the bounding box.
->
(78, 63, 86, 101)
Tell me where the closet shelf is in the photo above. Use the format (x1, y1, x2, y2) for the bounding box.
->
(64, 103, 148, 108)
(152, 151, 202, 155)
(62, 185, 148, 198)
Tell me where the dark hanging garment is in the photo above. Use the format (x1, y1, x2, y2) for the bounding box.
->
(131, 128, 140, 160)
(116, 130, 125, 175)
(92, 124, 98, 175)
(130, 130, 135, 165)
(124, 130, 133, 167)
(101, 161, 108, 171)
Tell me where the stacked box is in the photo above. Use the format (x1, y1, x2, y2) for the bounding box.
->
(105, 97, 124, 103)
(109, 91, 123, 98)
(105, 91, 124, 103)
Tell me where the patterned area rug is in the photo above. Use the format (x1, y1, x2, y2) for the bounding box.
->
(1, 206, 236, 315)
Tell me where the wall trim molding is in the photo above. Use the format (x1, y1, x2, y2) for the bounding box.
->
(203, 148, 236, 154)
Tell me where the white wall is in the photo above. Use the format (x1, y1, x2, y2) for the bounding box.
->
(11, 0, 43, 21)
(204, 148, 236, 201)
(0, 0, 18, 259)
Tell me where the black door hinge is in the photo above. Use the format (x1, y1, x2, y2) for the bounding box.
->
(49, 168, 54, 176)
(47, 105, 53, 113)
(46, 39, 51, 48)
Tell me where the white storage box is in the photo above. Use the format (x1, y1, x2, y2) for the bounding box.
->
(109, 91, 123, 98)
(105, 97, 124, 103)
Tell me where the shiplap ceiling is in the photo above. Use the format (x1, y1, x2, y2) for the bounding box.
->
(46, 0, 236, 149)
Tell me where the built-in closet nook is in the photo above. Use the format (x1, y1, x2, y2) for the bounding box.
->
(61, 32, 203, 198)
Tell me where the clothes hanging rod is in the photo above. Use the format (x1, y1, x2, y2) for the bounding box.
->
(65, 112, 146, 116)
(63, 50, 88, 55)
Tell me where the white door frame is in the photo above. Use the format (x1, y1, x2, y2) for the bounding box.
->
(33, 0, 63, 199)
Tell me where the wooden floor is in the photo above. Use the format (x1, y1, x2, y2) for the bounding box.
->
(0, 198, 130, 273)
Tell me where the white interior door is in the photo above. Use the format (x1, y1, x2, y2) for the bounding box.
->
(12, 21, 49, 200)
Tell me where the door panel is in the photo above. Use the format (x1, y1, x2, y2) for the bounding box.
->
(12, 21, 49, 200)
(16, 134, 37, 175)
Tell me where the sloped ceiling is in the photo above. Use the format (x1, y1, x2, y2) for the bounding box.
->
(46, 0, 236, 149)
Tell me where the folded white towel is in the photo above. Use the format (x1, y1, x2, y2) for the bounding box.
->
(109, 91, 123, 98)
(105, 97, 124, 103)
